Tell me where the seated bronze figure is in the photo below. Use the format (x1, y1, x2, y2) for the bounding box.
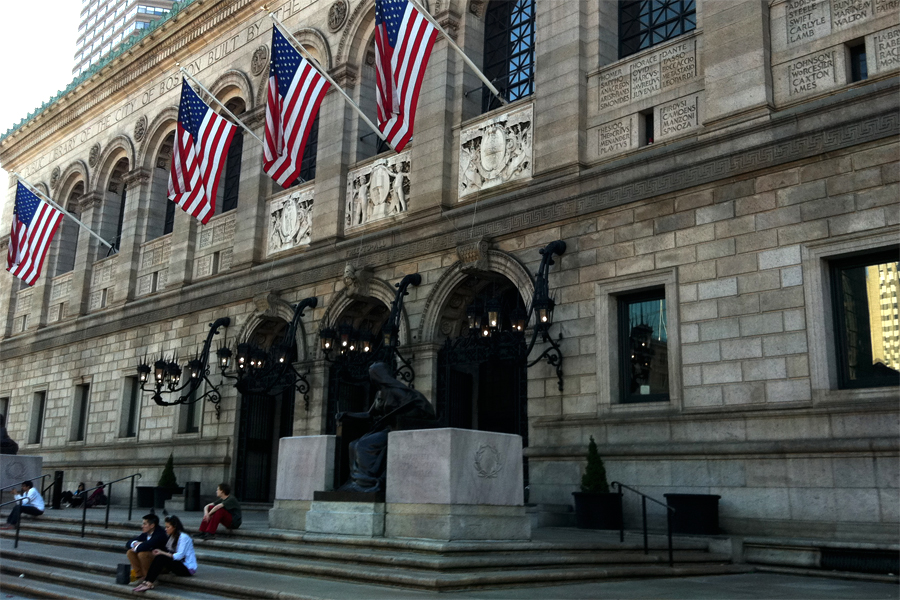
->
(336, 362, 435, 493)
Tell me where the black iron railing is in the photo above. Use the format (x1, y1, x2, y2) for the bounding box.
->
(80, 473, 141, 537)
(611, 481, 676, 566)
(0, 496, 32, 549)
(0, 473, 52, 496)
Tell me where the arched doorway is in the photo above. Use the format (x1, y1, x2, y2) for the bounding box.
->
(434, 274, 528, 442)
(234, 316, 297, 503)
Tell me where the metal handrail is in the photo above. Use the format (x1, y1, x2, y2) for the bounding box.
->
(0, 495, 41, 549)
(611, 481, 676, 566)
(0, 473, 52, 494)
(80, 473, 142, 537)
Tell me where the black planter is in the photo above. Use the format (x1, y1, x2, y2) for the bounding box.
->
(664, 493, 721, 535)
(153, 486, 183, 510)
(135, 486, 155, 509)
(572, 491, 623, 530)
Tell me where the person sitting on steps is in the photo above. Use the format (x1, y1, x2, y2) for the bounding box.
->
(125, 513, 167, 583)
(84, 481, 108, 508)
(61, 482, 86, 508)
(132, 515, 197, 593)
(197, 482, 241, 539)
(1, 480, 44, 529)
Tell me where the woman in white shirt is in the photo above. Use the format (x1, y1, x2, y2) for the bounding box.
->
(1, 480, 44, 528)
(132, 515, 197, 593)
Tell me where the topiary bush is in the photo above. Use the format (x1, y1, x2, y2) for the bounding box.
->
(580, 436, 609, 494)
(157, 453, 179, 489)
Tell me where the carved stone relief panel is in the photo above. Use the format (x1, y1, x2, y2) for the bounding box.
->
(346, 151, 411, 229)
(49, 274, 71, 302)
(14, 289, 32, 315)
(458, 102, 532, 199)
(140, 237, 172, 272)
(267, 187, 314, 256)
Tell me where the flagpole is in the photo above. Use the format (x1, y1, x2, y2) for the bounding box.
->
(12, 172, 115, 250)
(265, 12, 390, 145)
(177, 66, 266, 146)
(407, 0, 507, 106)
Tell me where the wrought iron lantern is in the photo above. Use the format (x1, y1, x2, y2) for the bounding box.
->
(217, 297, 318, 409)
(458, 240, 567, 390)
(320, 273, 421, 386)
(136, 317, 231, 418)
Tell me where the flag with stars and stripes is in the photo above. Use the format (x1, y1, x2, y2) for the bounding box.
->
(375, 0, 438, 152)
(265, 27, 331, 188)
(168, 80, 237, 224)
(6, 182, 64, 286)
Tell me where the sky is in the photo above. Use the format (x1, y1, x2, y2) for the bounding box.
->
(0, 2, 82, 217)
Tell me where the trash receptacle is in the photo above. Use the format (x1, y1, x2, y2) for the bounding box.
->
(184, 482, 201, 512)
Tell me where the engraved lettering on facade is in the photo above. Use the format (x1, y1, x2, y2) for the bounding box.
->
(831, 0, 871, 29)
(599, 67, 630, 109)
(659, 96, 699, 137)
(599, 117, 634, 156)
(786, 0, 831, 44)
(875, 0, 900, 14)
(874, 27, 900, 71)
(660, 41, 696, 88)
(789, 51, 836, 95)
(631, 61, 660, 100)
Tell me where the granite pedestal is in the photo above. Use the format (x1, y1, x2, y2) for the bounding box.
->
(268, 435, 335, 531)
(0, 455, 43, 494)
(385, 428, 531, 540)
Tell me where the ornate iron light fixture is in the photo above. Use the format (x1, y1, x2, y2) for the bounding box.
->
(136, 317, 231, 418)
(320, 273, 421, 386)
(216, 297, 318, 410)
(458, 240, 567, 390)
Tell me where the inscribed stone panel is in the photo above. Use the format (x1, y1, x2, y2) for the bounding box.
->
(787, 50, 839, 97)
(831, 0, 871, 30)
(657, 94, 702, 141)
(786, 0, 832, 45)
(872, 27, 900, 73)
(598, 116, 636, 157)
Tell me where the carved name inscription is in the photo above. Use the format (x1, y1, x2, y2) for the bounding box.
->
(599, 68, 630, 109)
(659, 95, 699, 137)
(786, 0, 831, 45)
(598, 39, 697, 111)
(789, 51, 835, 95)
(831, 0, 871, 29)
(875, 0, 900, 14)
(599, 116, 634, 156)
(874, 27, 900, 71)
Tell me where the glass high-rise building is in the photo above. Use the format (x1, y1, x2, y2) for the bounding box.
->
(74, 0, 175, 77)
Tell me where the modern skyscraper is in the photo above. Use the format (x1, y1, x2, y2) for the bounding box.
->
(74, 0, 175, 77)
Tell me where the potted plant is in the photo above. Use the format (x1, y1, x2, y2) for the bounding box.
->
(153, 453, 183, 509)
(572, 436, 622, 529)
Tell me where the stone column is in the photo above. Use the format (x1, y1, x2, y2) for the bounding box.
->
(309, 71, 357, 246)
(230, 105, 271, 270)
(165, 201, 198, 289)
(406, 9, 461, 215)
(114, 168, 152, 302)
(702, 0, 774, 125)
(68, 192, 103, 316)
(0, 235, 13, 337)
(532, 0, 589, 172)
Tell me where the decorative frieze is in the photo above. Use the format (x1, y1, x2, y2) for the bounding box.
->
(267, 187, 314, 256)
(458, 103, 532, 198)
(198, 212, 236, 250)
(597, 38, 699, 112)
(346, 151, 410, 228)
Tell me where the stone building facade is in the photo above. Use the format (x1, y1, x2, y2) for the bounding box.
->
(0, 0, 897, 548)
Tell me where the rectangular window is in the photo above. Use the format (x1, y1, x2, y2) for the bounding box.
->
(178, 385, 201, 434)
(120, 377, 140, 438)
(71, 384, 90, 442)
(831, 249, 900, 389)
(618, 289, 669, 403)
(29, 391, 46, 444)
(619, 0, 697, 59)
(848, 42, 868, 82)
(0, 397, 9, 424)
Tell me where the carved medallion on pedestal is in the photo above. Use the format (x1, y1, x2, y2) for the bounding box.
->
(458, 103, 532, 198)
(267, 187, 314, 256)
(346, 151, 410, 229)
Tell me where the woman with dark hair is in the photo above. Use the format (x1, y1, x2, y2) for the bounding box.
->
(61, 482, 86, 508)
(85, 481, 108, 508)
(132, 515, 197, 593)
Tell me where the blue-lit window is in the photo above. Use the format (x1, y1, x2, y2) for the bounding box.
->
(482, 0, 535, 113)
(619, 0, 696, 59)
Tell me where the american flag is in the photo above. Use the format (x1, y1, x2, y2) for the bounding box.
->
(264, 27, 330, 188)
(168, 80, 236, 224)
(6, 182, 64, 286)
(375, 0, 438, 152)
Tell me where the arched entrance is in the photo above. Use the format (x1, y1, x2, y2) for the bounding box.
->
(234, 317, 297, 503)
(434, 274, 529, 443)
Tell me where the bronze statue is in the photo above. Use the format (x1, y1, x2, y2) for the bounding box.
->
(336, 362, 435, 493)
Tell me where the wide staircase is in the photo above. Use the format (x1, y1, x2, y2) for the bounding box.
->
(0, 511, 749, 599)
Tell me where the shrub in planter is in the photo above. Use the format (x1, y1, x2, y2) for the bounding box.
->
(153, 453, 183, 508)
(572, 436, 622, 529)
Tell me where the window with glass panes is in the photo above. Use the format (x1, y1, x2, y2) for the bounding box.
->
(619, 0, 696, 59)
(618, 289, 669, 403)
(482, 0, 535, 113)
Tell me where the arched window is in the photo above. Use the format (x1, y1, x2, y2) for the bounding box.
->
(358, 43, 391, 160)
(101, 158, 130, 254)
(217, 97, 245, 215)
(289, 113, 321, 186)
(619, 0, 696, 59)
(53, 183, 83, 276)
(482, 0, 535, 113)
(147, 131, 176, 239)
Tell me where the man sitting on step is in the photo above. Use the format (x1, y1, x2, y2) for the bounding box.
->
(1, 480, 44, 529)
(126, 513, 167, 582)
(197, 482, 241, 539)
